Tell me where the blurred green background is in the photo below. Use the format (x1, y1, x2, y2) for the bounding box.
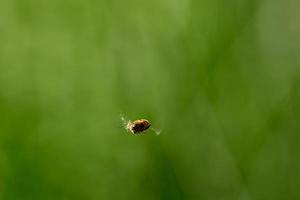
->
(0, 0, 300, 199)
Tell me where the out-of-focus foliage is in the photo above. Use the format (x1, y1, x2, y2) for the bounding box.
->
(0, 0, 299, 199)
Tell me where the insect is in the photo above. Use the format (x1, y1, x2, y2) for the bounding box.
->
(121, 115, 161, 135)
(126, 119, 151, 134)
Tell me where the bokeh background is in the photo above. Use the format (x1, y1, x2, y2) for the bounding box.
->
(0, 0, 300, 199)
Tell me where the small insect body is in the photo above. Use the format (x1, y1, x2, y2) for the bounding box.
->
(120, 114, 161, 135)
(127, 119, 151, 134)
